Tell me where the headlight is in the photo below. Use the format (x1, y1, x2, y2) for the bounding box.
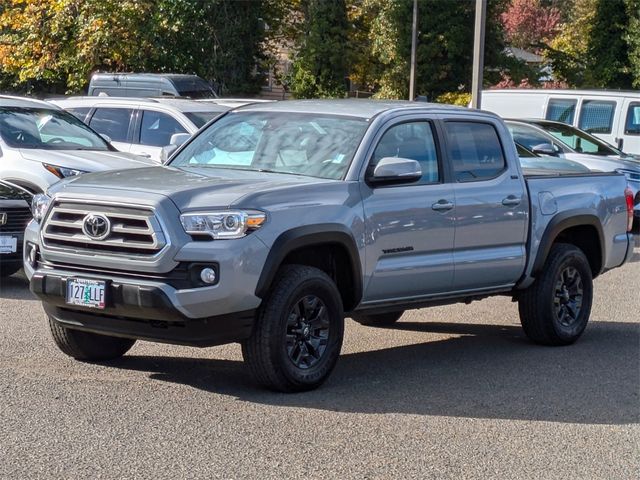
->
(31, 193, 51, 223)
(43, 163, 88, 178)
(616, 169, 640, 182)
(180, 210, 266, 239)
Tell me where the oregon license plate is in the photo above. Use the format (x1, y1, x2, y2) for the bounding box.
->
(0, 236, 17, 254)
(66, 279, 106, 309)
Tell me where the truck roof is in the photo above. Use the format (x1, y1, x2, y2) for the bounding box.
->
(236, 99, 477, 119)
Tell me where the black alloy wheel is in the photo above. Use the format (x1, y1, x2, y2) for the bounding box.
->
(285, 295, 330, 369)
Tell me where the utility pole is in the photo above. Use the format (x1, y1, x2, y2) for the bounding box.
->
(471, 0, 487, 109)
(409, 0, 418, 101)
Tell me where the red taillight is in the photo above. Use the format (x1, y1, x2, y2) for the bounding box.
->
(624, 187, 634, 232)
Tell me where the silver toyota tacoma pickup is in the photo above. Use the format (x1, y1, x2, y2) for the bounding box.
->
(23, 100, 636, 392)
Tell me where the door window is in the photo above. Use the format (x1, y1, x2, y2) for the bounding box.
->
(139, 110, 188, 147)
(66, 107, 91, 122)
(89, 108, 134, 143)
(625, 103, 640, 135)
(546, 98, 577, 124)
(445, 122, 506, 182)
(578, 100, 616, 134)
(371, 121, 440, 184)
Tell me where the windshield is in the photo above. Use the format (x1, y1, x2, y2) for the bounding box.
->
(533, 121, 622, 157)
(171, 77, 218, 99)
(184, 111, 223, 128)
(0, 107, 110, 151)
(170, 111, 369, 180)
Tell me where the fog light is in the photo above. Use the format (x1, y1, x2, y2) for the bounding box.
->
(200, 267, 217, 284)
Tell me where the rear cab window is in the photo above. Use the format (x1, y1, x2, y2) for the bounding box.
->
(444, 122, 506, 182)
(578, 100, 616, 134)
(546, 98, 577, 124)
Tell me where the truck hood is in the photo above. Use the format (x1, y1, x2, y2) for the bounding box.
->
(52, 166, 332, 211)
(19, 149, 156, 171)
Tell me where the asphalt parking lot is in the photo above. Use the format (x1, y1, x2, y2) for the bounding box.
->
(1, 251, 638, 479)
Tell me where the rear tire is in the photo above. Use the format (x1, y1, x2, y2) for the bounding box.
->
(48, 316, 136, 361)
(518, 243, 593, 346)
(242, 265, 344, 392)
(351, 310, 404, 326)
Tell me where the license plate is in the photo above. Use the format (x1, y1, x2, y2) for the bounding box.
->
(66, 279, 106, 309)
(0, 236, 17, 254)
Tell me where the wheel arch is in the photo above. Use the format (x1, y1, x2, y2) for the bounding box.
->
(255, 224, 363, 312)
(532, 212, 605, 278)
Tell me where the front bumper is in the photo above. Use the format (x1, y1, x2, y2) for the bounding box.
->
(32, 271, 256, 347)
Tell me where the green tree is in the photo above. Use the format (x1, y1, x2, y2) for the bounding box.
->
(290, 0, 350, 98)
(350, 0, 511, 100)
(625, 0, 640, 88)
(584, 0, 633, 88)
(0, 0, 268, 95)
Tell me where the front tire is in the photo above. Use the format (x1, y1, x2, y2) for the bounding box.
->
(518, 243, 593, 346)
(242, 265, 344, 392)
(48, 317, 136, 361)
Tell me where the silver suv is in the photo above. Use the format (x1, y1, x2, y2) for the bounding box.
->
(51, 97, 229, 162)
(0, 96, 155, 193)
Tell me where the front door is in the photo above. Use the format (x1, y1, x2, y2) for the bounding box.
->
(361, 119, 456, 303)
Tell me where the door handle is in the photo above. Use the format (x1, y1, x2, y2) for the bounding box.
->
(432, 200, 455, 211)
(502, 195, 521, 206)
(138, 153, 152, 158)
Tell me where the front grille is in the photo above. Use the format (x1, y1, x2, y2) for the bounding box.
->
(42, 201, 166, 256)
(0, 207, 32, 232)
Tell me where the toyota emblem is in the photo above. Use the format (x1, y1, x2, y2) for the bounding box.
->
(82, 213, 111, 240)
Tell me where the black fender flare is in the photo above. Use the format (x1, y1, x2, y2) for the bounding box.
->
(532, 211, 605, 276)
(254, 224, 363, 307)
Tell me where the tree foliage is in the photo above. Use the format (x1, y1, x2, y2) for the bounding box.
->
(350, 0, 511, 100)
(290, 0, 350, 98)
(501, 0, 561, 50)
(0, 0, 268, 94)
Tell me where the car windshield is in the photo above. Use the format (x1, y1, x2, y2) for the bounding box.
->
(533, 121, 622, 157)
(184, 111, 223, 128)
(170, 111, 369, 180)
(0, 107, 110, 151)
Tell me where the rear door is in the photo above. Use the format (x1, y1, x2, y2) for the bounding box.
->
(442, 119, 528, 290)
(361, 116, 456, 302)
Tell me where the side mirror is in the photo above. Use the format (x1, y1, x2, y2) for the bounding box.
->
(616, 137, 624, 150)
(368, 157, 422, 185)
(531, 143, 559, 157)
(169, 133, 190, 148)
(100, 133, 112, 144)
(160, 144, 178, 164)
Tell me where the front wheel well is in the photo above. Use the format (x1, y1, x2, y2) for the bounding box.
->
(553, 225, 602, 277)
(280, 244, 359, 311)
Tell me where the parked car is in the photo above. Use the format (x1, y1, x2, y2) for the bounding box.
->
(24, 100, 635, 392)
(506, 119, 640, 229)
(0, 96, 156, 193)
(480, 89, 640, 154)
(0, 180, 31, 278)
(88, 73, 218, 99)
(51, 97, 230, 162)
(515, 143, 591, 174)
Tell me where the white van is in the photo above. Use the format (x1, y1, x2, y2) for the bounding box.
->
(480, 89, 640, 155)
